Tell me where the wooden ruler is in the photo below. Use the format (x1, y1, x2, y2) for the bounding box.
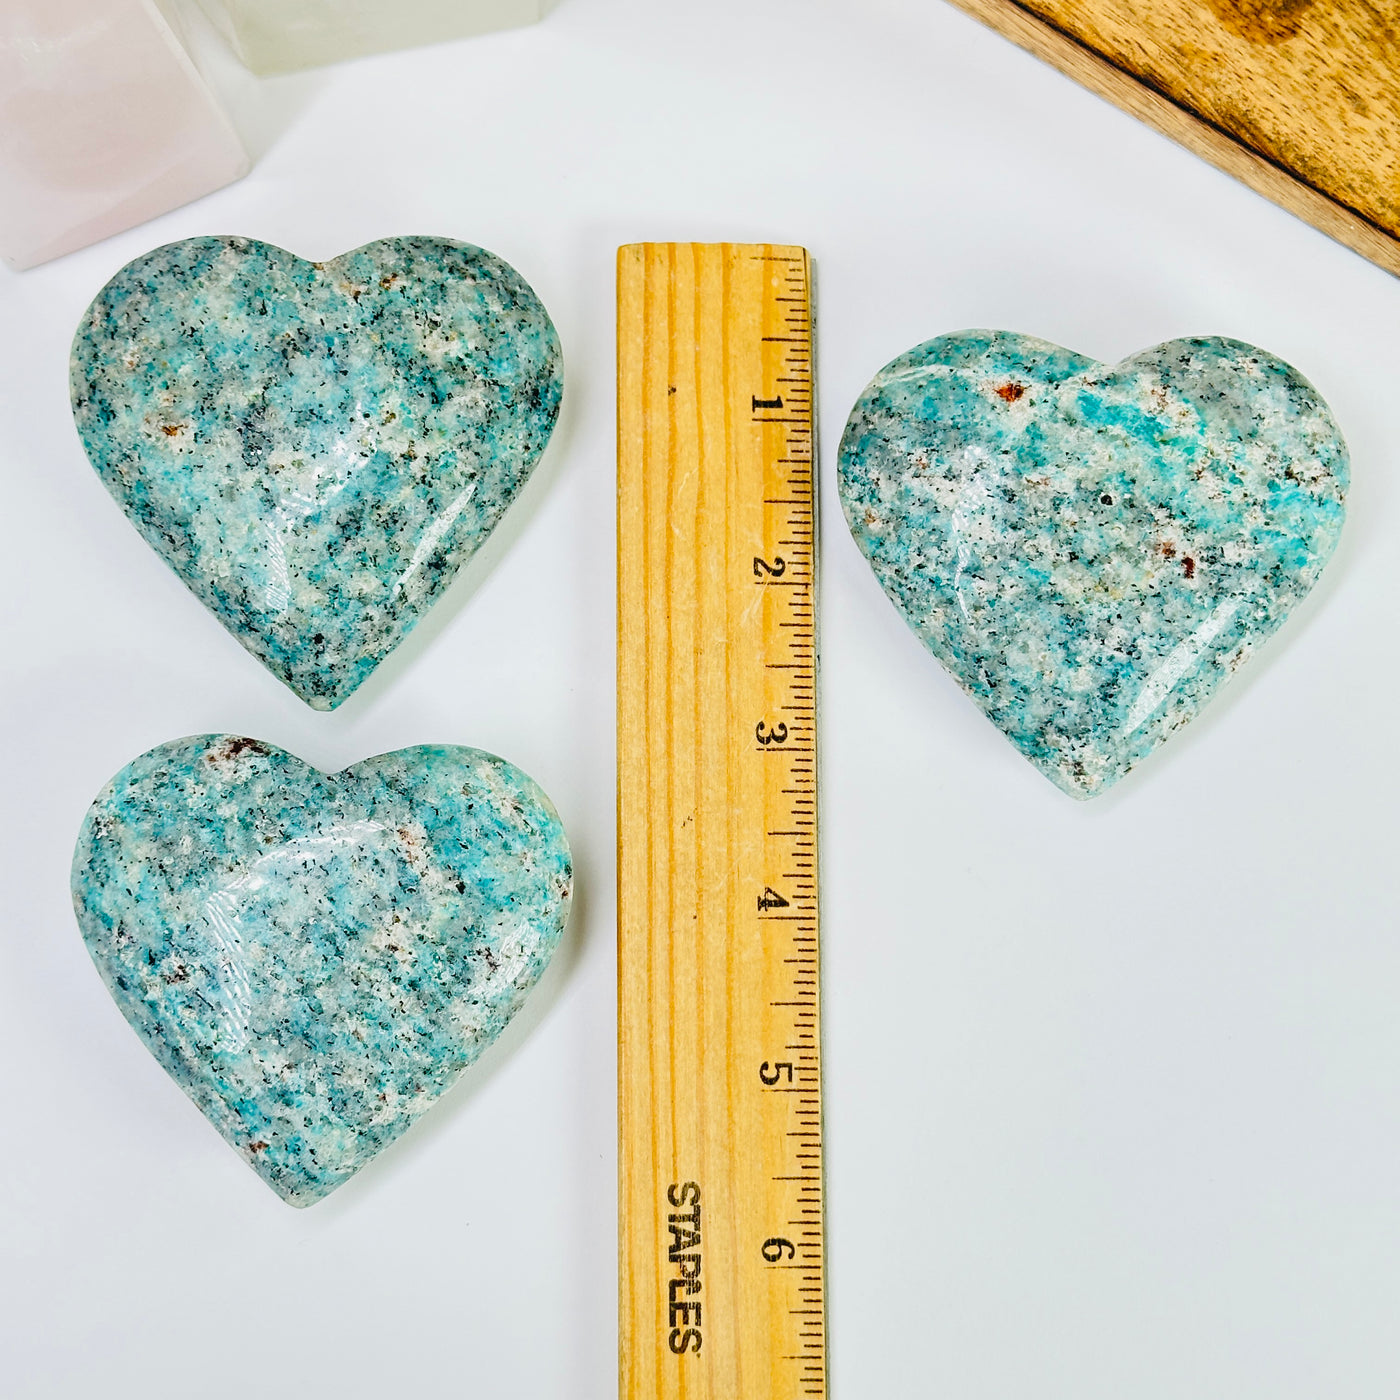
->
(617, 243, 824, 1400)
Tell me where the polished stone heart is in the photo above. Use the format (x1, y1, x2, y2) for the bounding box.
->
(72, 735, 572, 1205)
(839, 332, 1348, 798)
(71, 235, 563, 709)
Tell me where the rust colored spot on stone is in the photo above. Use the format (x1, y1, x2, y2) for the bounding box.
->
(1161, 541, 1177, 559)
(995, 382, 1026, 403)
(206, 736, 272, 765)
(1183, 556, 1197, 579)
(160, 424, 185, 436)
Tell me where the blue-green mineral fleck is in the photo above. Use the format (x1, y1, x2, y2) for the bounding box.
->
(72, 735, 572, 1206)
(70, 235, 563, 709)
(838, 332, 1348, 798)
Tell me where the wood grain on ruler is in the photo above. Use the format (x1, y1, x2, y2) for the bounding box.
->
(618, 243, 824, 1400)
(942, 0, 1400, 275)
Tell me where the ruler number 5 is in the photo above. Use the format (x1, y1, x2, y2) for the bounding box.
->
(755, 720, 788, 745)
(753, 555, 786, 578)
(759, 1060, 794, 1085)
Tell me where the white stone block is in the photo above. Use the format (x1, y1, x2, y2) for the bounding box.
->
(0, 0, 249, 271)
(195, 0, 544, 75)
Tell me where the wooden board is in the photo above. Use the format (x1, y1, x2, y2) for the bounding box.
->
(942, 0, 1400, 276)
(617, 243, 826, 1400)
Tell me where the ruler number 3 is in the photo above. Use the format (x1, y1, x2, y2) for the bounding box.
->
(755, 720, 788, 745)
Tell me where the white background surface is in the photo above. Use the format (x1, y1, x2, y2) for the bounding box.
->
(2, 1, 1399, 1395)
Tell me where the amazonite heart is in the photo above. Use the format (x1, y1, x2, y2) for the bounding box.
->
(70, 235, 563, 709)
(839, 332, 1348, 798)
(72, 735, 572, 1205)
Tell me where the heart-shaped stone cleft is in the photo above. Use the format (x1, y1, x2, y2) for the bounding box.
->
(71, 235, 563, 709)
(839, 332, 1348, 798)
(72, 735, 572, 1206)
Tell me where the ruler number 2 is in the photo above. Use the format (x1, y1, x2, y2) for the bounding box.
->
(753, 555, 786, 578)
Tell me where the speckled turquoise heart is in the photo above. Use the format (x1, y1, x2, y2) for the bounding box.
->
(72, 735, 572, 1206)
(839, 332, 1348, 798)
(71, 235, 563, 709)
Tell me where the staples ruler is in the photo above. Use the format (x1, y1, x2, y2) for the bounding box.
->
(617, 243, 824, 1400)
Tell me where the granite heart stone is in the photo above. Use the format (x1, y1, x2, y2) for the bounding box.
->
(839, 332, 1348, 798)
(72, 735, 572, 1205)
(71, 235, 563, 709)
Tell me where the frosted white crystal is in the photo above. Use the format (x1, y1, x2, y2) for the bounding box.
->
(195, 0, 543, 74)
(0, 0, 249, 271)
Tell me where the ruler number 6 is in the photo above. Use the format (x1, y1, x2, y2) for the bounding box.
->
(761, 1237, 796, 1263)
(753, 555, 786, 578)
(759, 1060, 794, 1085)
(755, 720, 788, 745)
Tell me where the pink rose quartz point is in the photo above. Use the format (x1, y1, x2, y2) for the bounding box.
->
(0, 0, 248, 272)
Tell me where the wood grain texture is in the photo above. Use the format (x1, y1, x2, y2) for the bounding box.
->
(617, 244, 825, 1400)
(942, 0, 1400, 276)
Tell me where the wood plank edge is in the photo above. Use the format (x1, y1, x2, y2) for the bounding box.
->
(941, 0, 1400, 279)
